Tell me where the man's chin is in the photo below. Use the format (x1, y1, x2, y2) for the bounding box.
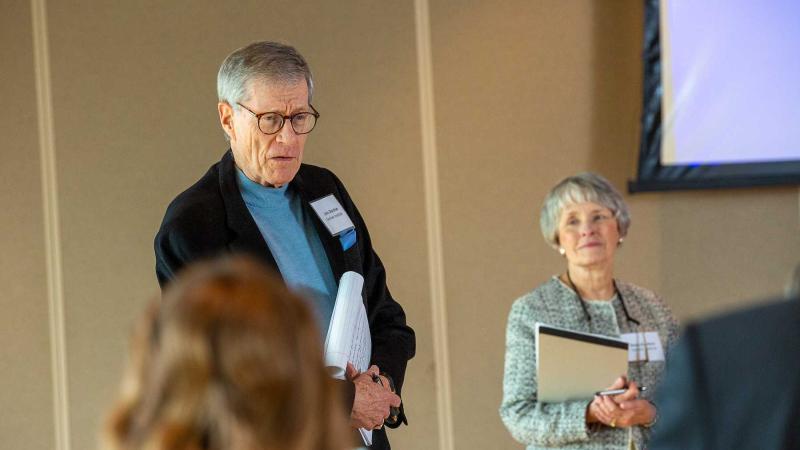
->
(264, 169, 299, 187)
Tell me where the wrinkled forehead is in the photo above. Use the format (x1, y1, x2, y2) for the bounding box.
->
(243, 75, 307, 101)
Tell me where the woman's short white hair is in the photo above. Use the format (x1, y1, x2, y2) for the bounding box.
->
(539, 172, 631, 249)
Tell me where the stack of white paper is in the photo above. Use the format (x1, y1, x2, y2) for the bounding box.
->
(324, 271, 373, 445)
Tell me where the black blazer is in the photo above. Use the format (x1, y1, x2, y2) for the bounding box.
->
(155, 150, 416, 449)
(650, 298, 800, 450)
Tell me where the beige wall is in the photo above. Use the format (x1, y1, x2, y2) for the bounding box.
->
(3, 1, 798, 450)
(1, 1, 55, 449)
(429, 2, 799, 448)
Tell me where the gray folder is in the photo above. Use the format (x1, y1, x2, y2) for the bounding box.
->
(535, 324, 628, 403)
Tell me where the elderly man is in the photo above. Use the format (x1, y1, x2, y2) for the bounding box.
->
(154, 41, 415, 450)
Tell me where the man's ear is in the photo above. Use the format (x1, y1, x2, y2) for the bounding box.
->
(218, 102, 236, 141)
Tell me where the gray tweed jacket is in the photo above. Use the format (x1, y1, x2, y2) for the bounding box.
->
(500, 277, 679, 450)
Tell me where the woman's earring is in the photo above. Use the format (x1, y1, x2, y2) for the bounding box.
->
(618, 237, 624, 245)
(558, 247, 566, 256)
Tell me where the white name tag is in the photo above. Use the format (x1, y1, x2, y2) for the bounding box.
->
(309, 194, 356, 236)
(619, 331, 665, 362)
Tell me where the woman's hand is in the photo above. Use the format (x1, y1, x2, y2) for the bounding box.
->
(587, 376, 626, 425)
(586, 376, 656, 428)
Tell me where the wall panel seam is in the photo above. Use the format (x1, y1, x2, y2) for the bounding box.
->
(414, 1, 454, 449)
(31, 0, 71, 449)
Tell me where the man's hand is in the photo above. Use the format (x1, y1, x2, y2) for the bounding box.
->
(346, 363, 401, 430)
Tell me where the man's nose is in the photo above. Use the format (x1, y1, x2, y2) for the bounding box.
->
(275, 120, 297, 143)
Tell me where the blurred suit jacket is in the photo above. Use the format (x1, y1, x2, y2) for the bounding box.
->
(650, 297, 800, 450)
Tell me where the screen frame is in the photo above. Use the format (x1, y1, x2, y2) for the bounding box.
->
(629, 0, 800, 193)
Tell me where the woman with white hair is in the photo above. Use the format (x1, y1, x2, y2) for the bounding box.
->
(500, 173, 679, 450)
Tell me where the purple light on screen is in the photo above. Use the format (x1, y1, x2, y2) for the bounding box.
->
(664, 0, 800, 165)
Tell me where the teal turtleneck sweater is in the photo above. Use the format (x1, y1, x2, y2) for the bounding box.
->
(236, 169, 337, 337)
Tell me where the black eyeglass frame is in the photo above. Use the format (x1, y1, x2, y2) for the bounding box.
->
(235, 102, 320, 135)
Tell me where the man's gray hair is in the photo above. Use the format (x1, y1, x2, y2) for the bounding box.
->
(539, 172, 631, 249)
(217, 41, 314, 106)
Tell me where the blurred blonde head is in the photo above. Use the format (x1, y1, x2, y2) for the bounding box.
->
(103, 256, 348, 450)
